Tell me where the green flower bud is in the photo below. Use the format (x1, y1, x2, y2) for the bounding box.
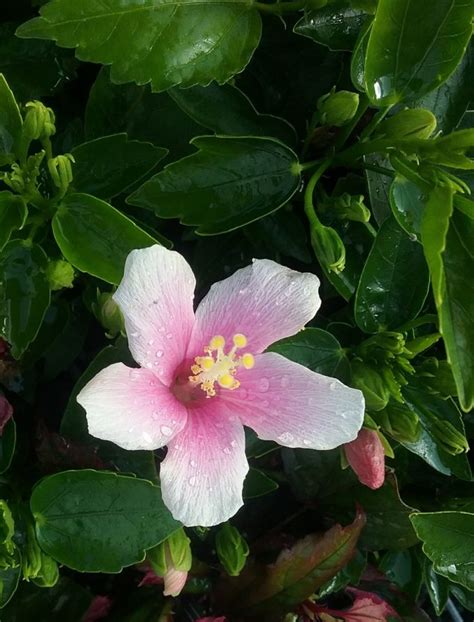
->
(430, 418, 469, 455)
(377, 402, 421, 443)
(215, 522, 249, 577)
(148, 528, 192, 576)
(375, 108, 437, 140)
(310, 222, 346, 274)
(351, 359, 390, 412)
(92, 291, 125, 339)
(48, 153, 75, 196)
(46, 259, 75, 291)
(317, 89, 360, 127)
(23, 101, 56, 142)
(0, 501, 17, 569)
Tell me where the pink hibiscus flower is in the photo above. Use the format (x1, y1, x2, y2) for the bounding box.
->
(77, 246, 364, 526)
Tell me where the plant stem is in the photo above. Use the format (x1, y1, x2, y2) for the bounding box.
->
(303, 158, 333, 225)
(332, 94, 370, 152)
(255, 0, 307, 13)
(360, 163, 395, 177)
(359, 104, 394, 141)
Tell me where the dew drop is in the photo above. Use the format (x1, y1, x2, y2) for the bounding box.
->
(142, 432, 153, 444)
(148, 339, 154, 346)
(230, 440, 236, 447)
(280, 375, 290, 388)
(259, 377, 270, 392)
(278, 432, 294, 444)
(160, 425, 173, 437)
(129, 369, 141, 381)
(189, 476, 198, 486)
(223, 446, 232, 455)
(145, 362, 153, 369)
(303, 439, 311, 446)
(130, 331, 139, 337)
(166, 332, 173, 339)
(152, 411, 160, 421)
(329, 380, 337, 390)
(190, 460, 197, 468)
(159, 326, 165, 333)
(156, 350, 164, 358)
(208, 486, 213, 492)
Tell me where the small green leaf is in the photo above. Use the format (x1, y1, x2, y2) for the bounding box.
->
(270, 328, 350, 383)
(0, 191, 27, 251)
(411, 511, 474, 591)
(16, 0, 262, 92)
(294, 2, 369, 52)
(355, 217, 429, 333)
(128, 136, 301, 235)
(0, 241, 50, 359)
(365, 0, 474, 105)
(52, 193, 160, 285)
(70, 134, 168, 199)
(423, 558, 450, 616)
(0, 563, 21, 609)
(31, 470, 180, 573)
(243, 468, 278, 499)
(169, 82, 296, 146)
(421, 187, 474, 411)
(389, 176, 424, 238)
(0, 74, 22, 164)
(0, 419, 16, 475)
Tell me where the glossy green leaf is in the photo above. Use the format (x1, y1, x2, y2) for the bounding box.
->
(422, 187, 474, 411)
(423, 558, 450, 616)
(350, 19, 371, 92)
(0, 191, 27, 251)
(401, 384, 471, 480)
(243, 468, 278, 499)
(0, 73, 22, 164)
(0, 564, 21, 609)
(355, 217, 429, 333)
(0, 22, 76, 102)
(365, 0, 474, 105)
(128, 136, 301, 235)
(0, 241, 50, 358)
(16, 0, 262, 92)
(379, 550, 422, 601)
(52, 193, 160, 285)
(31, 470, 179, 572)
(411, 511, 474, 591)
(270, 328, 350, 383)
(70, 134, 167, 199)
(365, 155, 392, 225)
(294, 2, 368, 52)
(389, 176, 424, 238)
(0, 419, 16, 475)
(169, 82, 296, 146)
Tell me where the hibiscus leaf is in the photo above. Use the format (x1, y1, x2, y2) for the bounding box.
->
(0, 191, 27, 251)
(52, 193, 164, 285)
(365, 0, 474, 104)
(0, 73, 22, 164)
(411, 511, 474, 592)
(70, 134, 168, 199)
(31, 470, 180, 573)
(127, 136, 301, 235)
(16, 0, 262, 92)
(355, 217, 430, 333)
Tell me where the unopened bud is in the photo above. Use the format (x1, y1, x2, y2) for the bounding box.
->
(215, 522, 249, 577)
(351, 360, 390, 412)
(92, 291, 124, 339)
(46, 259, 75, 291)
(310, 222, 346, 274)
(23, 101, 56, 142)
(375, 108, 436, 140)
(48, 153, 75, 196)
(317, 89, 360, 127)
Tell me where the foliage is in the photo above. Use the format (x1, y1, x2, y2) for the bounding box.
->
(0, 0, 473, 619)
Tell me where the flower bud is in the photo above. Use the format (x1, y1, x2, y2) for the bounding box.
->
(48, 153, 75, 195)
(351, 360, 390, 412)
(317, 89, 360, 127)
(45, 259, 75, 291)
(215, 522, 249, 577)
(310, 222, 346, 274)
(375, 108, 437, 140)
(148, 528, 192, 597)
(344, 428, 385, 489)
(377, 402, 421, 443)
(23, 101, 56, 142)
(92, 291, 124, 339)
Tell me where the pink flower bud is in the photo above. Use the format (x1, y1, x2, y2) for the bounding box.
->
(345, 428, 385, 489)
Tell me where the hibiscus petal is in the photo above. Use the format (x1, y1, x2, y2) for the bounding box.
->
(114, 246, 196, 386)
(222, 352, 364, 450)
(160, 406, 248, 527)
(188, 259, 320, 357)
(77, 363, 187, 450)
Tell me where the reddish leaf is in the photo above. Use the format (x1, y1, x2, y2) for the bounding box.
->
(0, 394, 13, 436)
(82, 595, 112, 622)
(345, 429, 385, 490)
(302, 588, 399, 621)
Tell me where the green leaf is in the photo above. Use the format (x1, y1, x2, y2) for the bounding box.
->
(411, 511, 474, 591)
(389, 176, 424, 238)
(31, 470, 179, 573)
(220, 510, 365, 616)
(0, 564, 21, 609)
(350, 19, 372, 92)
(128, 136, 301, 235)
(16, 0, 262, 92)
(0, 241, 50, 359)
(412, 43, 474, 133)
(422, 187, 474, 411)
(243, 468, 278, 499)
(0, 22, 76, 102)
(355, 217, 429, 333)
(294, 2, 369, 52)
(423, 558, 450, 616)
(401, 383, 471, 480)
(365, 155, 392, 226)
(270, 327, 351, 383)
(85, 67, 205, 161)
(0, 74, 22, 164)
(0, 419, 16, 475)
(0, 191, 27, 251)
(52, 193, 160, 285)
(365, 0, 474, 105)
(70, 134, 167, 199)
(169, 82, 296, 146)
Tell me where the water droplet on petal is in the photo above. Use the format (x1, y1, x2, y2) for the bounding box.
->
(278, 432, 294, 444)
(156, 350, 164, 358)
(329, 381, 337, 390)
(130, 331, 139, 338)
(166, 332, 173, 339)
(230, 440, 236, 447)
(142, 432, 153, 444)
(190, 460, 197, 468)
(280, 375, 289, 388)
(223, 446, 231, 455)
(189, 476, 198, 486)
(303, 439, 311, 446)
(148, 339, 154, 346)
(152, 411, 160, 420)
(259, 377, 270, 392)
(160, 425, 173, 437)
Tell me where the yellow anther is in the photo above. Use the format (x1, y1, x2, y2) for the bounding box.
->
(210, 335, 225, 350)
(233, 333, 247, 348)
(241, 353, 255, 369)
(200, 357, 214, 371)
(218, 374, 235, 388)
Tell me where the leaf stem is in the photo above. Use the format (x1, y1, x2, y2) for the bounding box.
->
(359, 104, 394, 141)
(303, 158, 333, 226)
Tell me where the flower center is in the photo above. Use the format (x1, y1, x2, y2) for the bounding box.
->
(189, 334, 254, 398)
